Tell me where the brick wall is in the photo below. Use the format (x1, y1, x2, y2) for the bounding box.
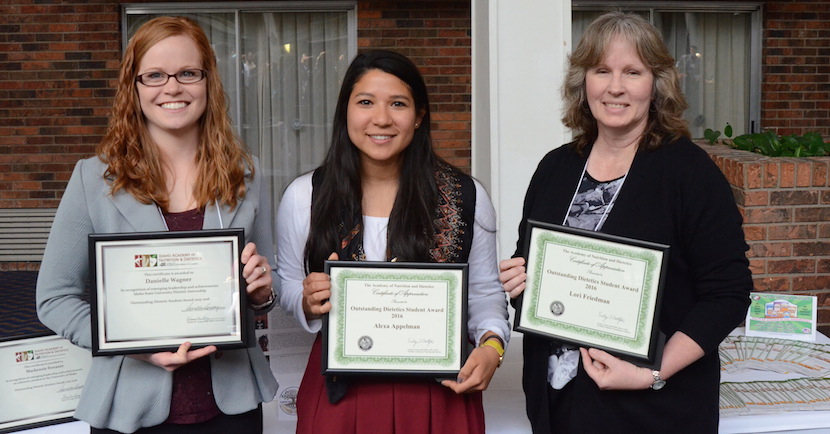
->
(0, 0, 471, 214)
(699, 142, 830, 334)
(4, 0, 828, 210)
(762, 1, 830, 139)
(0, 1, 120, 210)
(356, 0, 472, 170)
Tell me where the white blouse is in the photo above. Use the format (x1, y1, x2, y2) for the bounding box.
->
(275, 171, 510, 345)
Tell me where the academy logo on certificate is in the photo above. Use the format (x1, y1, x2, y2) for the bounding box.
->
(134, 254, 159, 268)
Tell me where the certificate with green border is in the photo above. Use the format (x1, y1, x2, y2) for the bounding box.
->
(322, 261, 469, 376)
(514, 220, 669, 368)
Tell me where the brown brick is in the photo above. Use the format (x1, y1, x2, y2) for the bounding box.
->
(795, 207, 830, 222)
(749, 259, 766, 274)
(814, 160, 830, 186)
(747, 242, 792, 258)
(767, 224, 817, 240)
(746, 163, 763, 189)
(752, 277, 791, 292)
(742, 225, 767, 241)
(763, 162, 780, 188)
(767, 258, 816, 274)
(796, 161, 814, 187)
(743, 207, 792, 224)
(770, 190, 818, 206)
(735, 189, 769, 207)
(793, 241, 830, 257)
(792, 275, 830, 291)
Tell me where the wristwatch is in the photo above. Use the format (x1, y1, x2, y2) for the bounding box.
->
(650, 370, 666, 390)
(480, 335, 505, 367)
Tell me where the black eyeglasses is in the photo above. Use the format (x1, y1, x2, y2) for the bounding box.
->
(135, 69, 207, 87)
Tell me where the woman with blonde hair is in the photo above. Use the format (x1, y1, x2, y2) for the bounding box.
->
(499, 11, 752, 432)
(37, 16, 278, 433)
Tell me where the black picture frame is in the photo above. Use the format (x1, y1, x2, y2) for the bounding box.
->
(514, 220, 668, 369)
(321, 260, 469, 377)
(89, 229, 247, 356)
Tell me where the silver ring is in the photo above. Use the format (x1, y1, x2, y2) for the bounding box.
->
(260, 266, 267, 275)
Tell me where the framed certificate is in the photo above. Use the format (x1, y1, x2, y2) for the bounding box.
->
(514, 220, 669, 368)
(0, 332, 92, 433)
(322, 261, 469, 376)
(89, 229, 248, 356)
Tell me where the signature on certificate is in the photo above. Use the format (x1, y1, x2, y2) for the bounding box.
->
(598, 312, 626, 325)
(408, 337, 436, 349)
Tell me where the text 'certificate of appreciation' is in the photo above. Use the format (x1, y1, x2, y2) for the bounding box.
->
(322, 261, 468, 376)
(0, 333, 92, 433)
(515, 221, 668, 367)
(90, 229, 246, 356)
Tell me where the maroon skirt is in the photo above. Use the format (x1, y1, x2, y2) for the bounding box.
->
(296, 335, 485, 434)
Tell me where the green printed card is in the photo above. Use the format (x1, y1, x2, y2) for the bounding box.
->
(745, 292, 817, 342)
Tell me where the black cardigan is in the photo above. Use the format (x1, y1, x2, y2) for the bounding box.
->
(514, 137, 753, 433)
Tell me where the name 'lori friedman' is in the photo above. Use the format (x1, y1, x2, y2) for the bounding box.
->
(569, 291, 610, 304)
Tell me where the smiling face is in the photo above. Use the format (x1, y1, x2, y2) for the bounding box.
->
(347, 69, 423, 170)
(585, 35, 654, 139)
(136, 35, 207, 143)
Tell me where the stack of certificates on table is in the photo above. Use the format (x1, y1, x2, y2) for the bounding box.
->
(718, 334, 830, 416)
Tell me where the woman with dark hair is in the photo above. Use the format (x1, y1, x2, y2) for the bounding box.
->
(499, 11, 752, 433)
(36, 16, 278, 433)
(277, 50, 509, 433)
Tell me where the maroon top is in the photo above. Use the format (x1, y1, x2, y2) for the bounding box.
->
(162, 208, 222, 424)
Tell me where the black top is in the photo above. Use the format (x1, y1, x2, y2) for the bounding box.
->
(514, 137, 753, 433)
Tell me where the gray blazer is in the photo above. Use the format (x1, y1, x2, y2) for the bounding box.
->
(36, 156, 279, 433)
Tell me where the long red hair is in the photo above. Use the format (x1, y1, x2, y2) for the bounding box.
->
(97, 16, 252, 211)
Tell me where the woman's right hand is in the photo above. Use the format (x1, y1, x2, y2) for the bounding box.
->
(499, 257, 527, 298)
(128, 342, 217, 372)
(302, 252, 338, 318)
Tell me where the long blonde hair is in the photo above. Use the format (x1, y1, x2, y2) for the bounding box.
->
(97, 16, 252, 211)
(562, 11, 690, 154)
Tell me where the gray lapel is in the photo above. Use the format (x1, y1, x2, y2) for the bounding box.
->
(204, 199, 241, 230)
(109, 189, 167, 232)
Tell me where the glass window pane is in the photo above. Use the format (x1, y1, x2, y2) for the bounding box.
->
(240, 12, 350, 199)
(657, 11, 753, 138)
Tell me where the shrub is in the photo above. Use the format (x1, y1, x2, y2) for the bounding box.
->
(703, 124, 830, 157)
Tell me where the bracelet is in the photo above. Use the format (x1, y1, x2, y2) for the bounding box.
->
(479, 337, 505, 367)
(482, 334, 505, 348)
(250, 286, 276, 310)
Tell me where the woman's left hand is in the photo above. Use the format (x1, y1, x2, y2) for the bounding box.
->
(440, 344, 500, 394)
(241, 242, 273, 306)
(579, 347, 652, 390)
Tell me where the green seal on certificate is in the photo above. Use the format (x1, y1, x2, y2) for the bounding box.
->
(514, 220, 669, 369)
